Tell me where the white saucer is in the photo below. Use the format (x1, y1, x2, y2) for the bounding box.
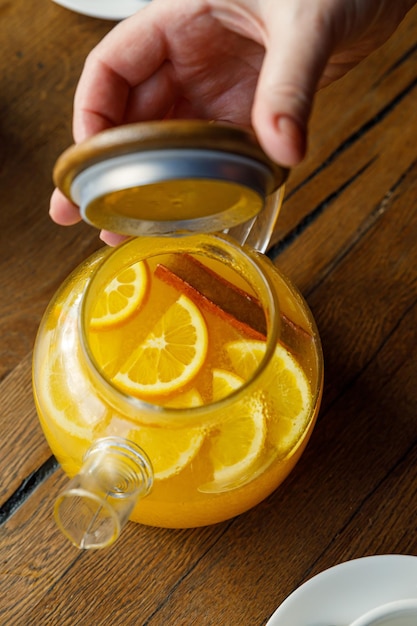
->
(52, 0, 150, 21)
(266, 555, 417, 626)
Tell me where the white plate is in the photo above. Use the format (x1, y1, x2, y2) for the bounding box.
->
(266, 555, 417, 626)
(52, 0, 151, 21)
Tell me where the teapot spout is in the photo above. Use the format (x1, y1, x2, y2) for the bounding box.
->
(54, 437, 153, 549)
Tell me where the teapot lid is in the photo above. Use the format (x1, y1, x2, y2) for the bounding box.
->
(53, 120, 288, 236)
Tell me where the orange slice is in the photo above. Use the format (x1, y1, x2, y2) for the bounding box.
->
(226, 340, 312, 453)
(90, 260, 149, 329)
(127, 423, 205, 480)
(113, 294, 208, 398)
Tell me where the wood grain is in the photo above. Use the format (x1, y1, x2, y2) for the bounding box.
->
(1, 2, 417, 625)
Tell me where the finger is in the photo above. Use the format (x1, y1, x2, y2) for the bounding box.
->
(73, 54, 131, 141)
(124, 61, 180, 123)
(99, 231, 129, 246)
(49, 188, 81, 225)
(252, 5, 333, 166)
(73, 4, 169, 141)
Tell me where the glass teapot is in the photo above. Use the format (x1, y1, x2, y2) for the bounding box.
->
(32, 121, 323, 549)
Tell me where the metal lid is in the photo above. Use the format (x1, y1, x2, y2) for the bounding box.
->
(53, 120, 288, 236)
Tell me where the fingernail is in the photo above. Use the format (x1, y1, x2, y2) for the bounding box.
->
(276, 115, 302, 141)
(99, 230, 129, 247)
(275, 115, 306, 164)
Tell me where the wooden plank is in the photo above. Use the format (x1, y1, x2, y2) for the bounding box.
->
(304, 157, 417, 409)
(0, 353, 52, 508)
(272, 71, 417, 292)
(273, 5, 417, 246)
(0, 470, 232, 625)
(0, 1, 110, 381)
(275, 91, 417, 290)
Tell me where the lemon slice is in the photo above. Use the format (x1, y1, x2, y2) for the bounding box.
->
(212, 368, 244, 402)
(42, 350, 108, 441)
(113, 294, 208, 397)
(204, 368, 266, 486)
(209, 396, 267, 486)
(225, 339, 267, 379)
(226, 340, 312, 453)
(268, 346, 312, 452)
(90, 260, 149, 329)
(165, 388, 203, 408)
(128, 424, 205, 480)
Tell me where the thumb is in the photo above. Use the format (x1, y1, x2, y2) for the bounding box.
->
(252, 9, 333, 166)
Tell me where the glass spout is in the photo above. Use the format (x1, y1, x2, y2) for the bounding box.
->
(54, 437, 153, 549)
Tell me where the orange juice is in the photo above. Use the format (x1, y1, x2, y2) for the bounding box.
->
(33, 234, 322, 529)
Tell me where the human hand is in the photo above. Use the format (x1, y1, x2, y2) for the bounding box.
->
(50, 0, 416, 242)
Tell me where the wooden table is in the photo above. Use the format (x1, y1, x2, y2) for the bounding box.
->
(1, 3, 417, 625)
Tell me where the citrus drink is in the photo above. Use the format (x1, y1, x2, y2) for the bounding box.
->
(33, 235, 322, 528)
